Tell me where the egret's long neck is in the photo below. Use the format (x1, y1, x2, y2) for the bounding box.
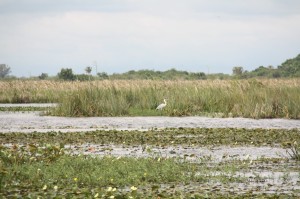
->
(164, 99, 167, 104)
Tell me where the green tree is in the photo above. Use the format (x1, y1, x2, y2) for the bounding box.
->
(190, 72, 207, 80)
(57, 68, 75, 81)
(278, 54, 300, 77)
(272, 71, 281, 78)
(38, 73, 48, 80)
(232, 66, 244, 76)
(97, 72, 109, 80)
(85, 66, 92, 75)
(252, 66, 270, 77)
(0, 64, 11, 78)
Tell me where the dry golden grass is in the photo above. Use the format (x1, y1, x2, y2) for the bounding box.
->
(0, 79, 299, 118)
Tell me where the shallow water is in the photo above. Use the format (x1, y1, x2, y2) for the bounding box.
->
(66, 144, 288, 161)
(66, 144, 299, 196)
(1, 104, 299, 196)
(1, 111, 300, 133)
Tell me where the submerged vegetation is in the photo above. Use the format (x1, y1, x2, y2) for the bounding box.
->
(0, 79, 300, 118)
(0, 144, 280, 198)
(1, 128, 300, 198)
(1, 128, 300, 147)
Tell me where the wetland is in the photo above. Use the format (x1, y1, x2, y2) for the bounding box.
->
(1, 79, 300, 198)
(1, 109, 300, 198)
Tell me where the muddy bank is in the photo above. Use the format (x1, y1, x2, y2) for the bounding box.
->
(1, 112, 300, 133)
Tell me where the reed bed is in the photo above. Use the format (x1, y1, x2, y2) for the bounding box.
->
(0, 79, 299, 118)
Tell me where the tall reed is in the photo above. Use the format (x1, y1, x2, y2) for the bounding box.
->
(52, 85, 129, 116)
(1, 79, 299, 118)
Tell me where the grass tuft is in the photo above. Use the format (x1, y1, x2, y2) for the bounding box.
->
(287, 141, 300, 161)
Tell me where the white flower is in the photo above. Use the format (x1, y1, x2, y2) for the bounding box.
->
(131, 186, 137, 191)
(107, 187, 113, 192)
(94, 193, 99, 198)
(42, 185, 47, 190)
(54, 185, 58, 191)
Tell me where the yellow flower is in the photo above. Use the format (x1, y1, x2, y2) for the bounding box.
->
(109, 196, 115, 199)
(107, 186, 113, 192)
(131, 186, 137, 191)
(94, 193, 99, 198)
(74, 177, 78, 182)
(54, 185, 58, 191)
(42, 185, 47, 190)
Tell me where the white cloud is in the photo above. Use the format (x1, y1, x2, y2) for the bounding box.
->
(0, 0, 300, 76)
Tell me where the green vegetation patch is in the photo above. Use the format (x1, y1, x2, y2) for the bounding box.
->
(1, 144, 298, 198)
(1, 128, 299, 147)
(1, 128, 300, 198)
(0, 106, 52, 112)
(0, 144, 243, 198)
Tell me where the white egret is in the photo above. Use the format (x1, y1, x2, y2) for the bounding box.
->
(156, 99, 167, 110)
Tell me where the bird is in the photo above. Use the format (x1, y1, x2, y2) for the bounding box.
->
(156, 99, 167, 110)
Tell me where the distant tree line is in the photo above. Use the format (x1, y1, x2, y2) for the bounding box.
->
(57, 67, 94, 81)
(54, 68, 206, 81)
(1, 54, 300, 80)
(232, 54, 300, 79)
(109, 68, 207, 80)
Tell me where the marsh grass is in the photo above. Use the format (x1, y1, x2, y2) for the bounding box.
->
(52, 86, 130, 116)
(1, 128, 299, 147)
(0, 106, 51, 112)
(1, 142, 298, 198)
(0, 144, 253, 198)
(1, 79, 300, 118)
(1, 129, 300, 198)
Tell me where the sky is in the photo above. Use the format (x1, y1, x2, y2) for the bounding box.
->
(0, 0, 300, 77)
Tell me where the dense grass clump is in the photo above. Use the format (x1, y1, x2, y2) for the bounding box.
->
(0, 144, 245, 198)
(51, 79, 300, 118)
(1, 79, 300, 118)
(52, 86, 130, 116)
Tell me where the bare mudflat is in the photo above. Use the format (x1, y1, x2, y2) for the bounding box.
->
(1, 111, 300, 133)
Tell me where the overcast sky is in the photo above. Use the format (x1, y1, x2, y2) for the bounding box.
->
(0, 0, 300, 77)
